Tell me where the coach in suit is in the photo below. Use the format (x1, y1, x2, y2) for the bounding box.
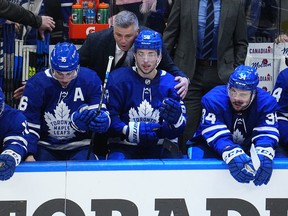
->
(163, 0, 248, 150)
(79, 10, 189, 97)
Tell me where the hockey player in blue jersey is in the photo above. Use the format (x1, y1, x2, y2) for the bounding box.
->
(18, 42, 110, 161)
(272, 68, 288, 151)
(0, 88, 30, 180)
(106, 30, 187, 159)
(187, 65, 279, 186)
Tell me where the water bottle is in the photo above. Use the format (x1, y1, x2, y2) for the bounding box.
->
(86, 2, 96, 24)
(71, 3, 83, 24)
(97, 2, 109, 24)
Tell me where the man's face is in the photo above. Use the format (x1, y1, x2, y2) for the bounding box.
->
(228, 87, 252, 111)
(135, 49, 160, 78)
(113, 25, 139, 51)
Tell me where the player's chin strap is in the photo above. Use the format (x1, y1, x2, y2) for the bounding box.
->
(1, 150, 21, 166)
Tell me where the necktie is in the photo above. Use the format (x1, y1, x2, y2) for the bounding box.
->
(115, 51, 128, 68)
(202, 0, 214, 59)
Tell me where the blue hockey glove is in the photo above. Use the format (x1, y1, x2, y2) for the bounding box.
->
(253, 147, 275, 186)
(0, 153, 17, 181)
(125, 122, 161, 145)
(159, 98, 183, 125)
(222, 147, 255, 183)
(89, 110, 111, 133)
(71, 104, 96, 132)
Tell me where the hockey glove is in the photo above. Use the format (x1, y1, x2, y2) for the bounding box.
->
(71, 104, 96, 132)
(159, 98, 183, 125)
(125, 122, 160, 146)
(222, 147, 255, 183)
(0, 151, 18, 181)
(253, 147, 275, 186)
(89, 110, 111, 133)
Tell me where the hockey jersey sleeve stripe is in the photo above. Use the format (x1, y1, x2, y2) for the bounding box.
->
(202, 125, 227, 134)
(28, 122, 40, 129)
(253, 126, 279, 133)
(277, 116, 288, 121)
(277, 112, 288, 118)
(252, 134, 279, 142)
(29, 129, 40, 139)
(206, 129, 231, 144)
(3, 136, 28, 146)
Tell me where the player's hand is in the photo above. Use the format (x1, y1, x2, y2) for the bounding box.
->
(125, 122, 160, 145)
(0, 154, 16, 181)
(71, 104, 96, 132)
(25, 155, 36, 162)
(38, 16, 55, 40)
(13, 85, 25, 100)
(253, 147, 275, 186)
(174, 76, 189, 99)
(89, 110, 111, 133)
(222, 147, 255, 183)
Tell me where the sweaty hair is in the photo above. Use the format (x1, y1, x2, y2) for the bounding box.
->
(114, 10, 139, 30)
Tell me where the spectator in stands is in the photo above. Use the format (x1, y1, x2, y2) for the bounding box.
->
(187, 65, 279, 186)
(18, 42, 110, 161)
(107, 30, 186, 159)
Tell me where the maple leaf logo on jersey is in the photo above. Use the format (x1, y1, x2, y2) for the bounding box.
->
(44, 101, 76, 140)
(129, 100, 159, 123)
(233, 129, 245, 144)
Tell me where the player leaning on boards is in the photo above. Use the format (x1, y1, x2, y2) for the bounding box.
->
(187, 65, 279, 186)
(0, 88, 30, 180)
(106, 30, 187, 159)
(18, 42, 110, 161)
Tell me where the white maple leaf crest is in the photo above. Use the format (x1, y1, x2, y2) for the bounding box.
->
(44, 101, 76, 140)
(129, 100, 159, 123)
(233, 129, 245, 144)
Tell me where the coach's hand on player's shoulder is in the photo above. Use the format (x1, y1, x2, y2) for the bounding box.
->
(89, 110, 111, 133)
(174, 76, 189, 99)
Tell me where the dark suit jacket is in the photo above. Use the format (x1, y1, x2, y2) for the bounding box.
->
(79, 26, 186, 82)
(163, 0, 248, 83)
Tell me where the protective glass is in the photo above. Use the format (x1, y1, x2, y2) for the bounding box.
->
(228, 87, 252, 100)
(136, 51, 158, 61)
(51, 69, 78, 81)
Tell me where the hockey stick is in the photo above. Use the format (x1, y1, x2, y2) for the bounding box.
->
(86, 56, 114, 160)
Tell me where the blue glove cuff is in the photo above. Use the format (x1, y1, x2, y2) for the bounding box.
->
(2, 150, 21, 166)
(255, 147, 275, 160)
(222, 147, 244, 164)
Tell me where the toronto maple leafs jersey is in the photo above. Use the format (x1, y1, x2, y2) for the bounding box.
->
(0, 104, 29, 159)
(272, 68, 288, 146)
(107, 66, 187, 145)
(19, 67, 103, 154)
(197, 85, 279, 155)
